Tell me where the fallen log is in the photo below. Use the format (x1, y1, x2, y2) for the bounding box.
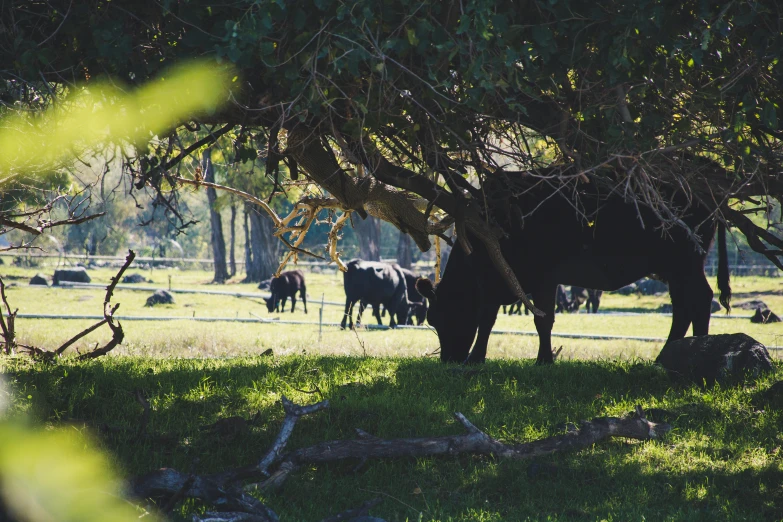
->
(131, 400, 670, 519)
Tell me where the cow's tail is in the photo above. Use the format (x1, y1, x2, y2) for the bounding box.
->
(717, 221, 732, 313)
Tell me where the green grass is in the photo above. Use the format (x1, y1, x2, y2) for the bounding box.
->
(2, 265, 782, 358)
(2, 265, 783, 519)
(3, 355, 783, 521)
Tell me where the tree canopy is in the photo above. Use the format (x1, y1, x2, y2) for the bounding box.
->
(2, 0, 782, 296)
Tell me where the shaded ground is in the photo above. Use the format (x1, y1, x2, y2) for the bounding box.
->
(3, 355, 782, 521)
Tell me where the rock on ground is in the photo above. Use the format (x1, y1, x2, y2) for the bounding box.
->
(145, 289, 175, 307)
(122, 273, 148, 284)
(636, 278, 669, 295)
(655, 333, 774, 386)
(613, 283, 637, 295)
(735, 299, 769, 310)
(29, 274, 48, 286)
(53, 267, 91, 285)
(657, 300, 721, 314)
(751, 308, 781, 324)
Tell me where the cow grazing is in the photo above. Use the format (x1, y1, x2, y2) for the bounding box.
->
(416, 174, 730, 365)
(399, 267, 428, 325)
(569, 287, 604, 313)
(264, 270, 307, 313)
(371, 267, 428, 325)
(341, 260, 409, 329)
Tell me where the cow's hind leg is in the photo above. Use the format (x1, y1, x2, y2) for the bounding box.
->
(301, 287, 308, 314)
(686, 270, 713, 336)
(290, 295, 296, 313)
(464, 303, 500, 364)
(666, 278, 691, 341)
(341, 298, 353, 329)
(532, 286, 557, 365)
(356, 301, 368, 327)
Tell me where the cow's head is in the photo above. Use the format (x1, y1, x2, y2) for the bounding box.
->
(416, 277, 478, 363)
(263, 296, 275, 313)
(410, 301, 428, 326)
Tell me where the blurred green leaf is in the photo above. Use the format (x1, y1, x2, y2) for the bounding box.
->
(0, 422, 157, 522)
(0, 61, 232, 178)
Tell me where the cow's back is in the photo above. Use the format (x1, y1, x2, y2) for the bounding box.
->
(344, 260, 400, 302)
(271, 270, 305, 295)
(492, 182, 713, 292)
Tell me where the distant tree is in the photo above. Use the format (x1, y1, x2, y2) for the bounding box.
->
(353, 215, 381, 262)
(246, 205, 281, 282)
(229, 201, 237, 277)
(202, 148, 230, 283)
(396, 232, 413, 269)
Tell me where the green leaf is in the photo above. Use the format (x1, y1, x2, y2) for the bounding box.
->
(406, 28, 419, 47)
(761, 101, 778, 130)
(531, 26, 553, 49)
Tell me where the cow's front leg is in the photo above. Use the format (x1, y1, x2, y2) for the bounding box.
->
(464, 303, 500, 365)
(532, 286, 557, 365)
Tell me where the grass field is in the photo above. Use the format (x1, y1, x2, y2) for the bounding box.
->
(3, 355, 783, 521)
(1, 264, 782, 359)
(2, 264, 783, 520)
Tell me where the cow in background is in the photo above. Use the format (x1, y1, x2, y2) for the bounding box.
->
(398, 267, 428, 325)
(569, 286, 604, 313)
(263, 270, 307, 313)
(365, 265, 429, 326)
(342, 260, 409, 329)
(503, 285, 570, 315)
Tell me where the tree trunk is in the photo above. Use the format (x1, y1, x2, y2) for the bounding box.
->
(203, 148, 229, 284)
(396, 231, 412, 269)
(243, 204, 252, 277)
(245, 207, 281, 282)
(353, 214, 381, 261)
(229, 201, 237, 278)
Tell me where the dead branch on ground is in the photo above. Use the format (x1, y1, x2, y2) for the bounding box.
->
(130, 399, 669, 519)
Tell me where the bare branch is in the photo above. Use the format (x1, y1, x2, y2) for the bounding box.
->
(0, 277, 17, 355)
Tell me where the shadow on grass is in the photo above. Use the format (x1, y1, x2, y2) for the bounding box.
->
(3, 355, 781, 520)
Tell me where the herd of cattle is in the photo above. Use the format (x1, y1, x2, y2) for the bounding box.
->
(263, 262, 615, 328)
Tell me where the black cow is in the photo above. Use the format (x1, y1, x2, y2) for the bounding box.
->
(263, 270, 307, 313)
(416, 175, 730, 365)
(341, 260, 409, 329)
(569, 287, 604, 313)
(399, 267, 428, 325)
(374, 267, 428, 325)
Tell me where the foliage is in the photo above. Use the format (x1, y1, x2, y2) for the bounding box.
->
(0, 418, 157, 521)
(0, 61, 232, 251)
(2, 0, 782, 279)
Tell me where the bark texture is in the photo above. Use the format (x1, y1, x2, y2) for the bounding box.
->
(245, 207, 281, 282)
(354, 214, 381, 261)
(396, 231, 413, 269)
(203, 148, 230, 284)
